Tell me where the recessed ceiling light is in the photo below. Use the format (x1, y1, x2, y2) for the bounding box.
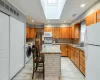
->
(48, 21, 50, 22)
(64, 21, 66, 23)
(32, 20, 34, 22)
(80, 4, 85, 8)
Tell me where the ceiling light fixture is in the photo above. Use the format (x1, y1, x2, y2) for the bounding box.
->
(80, 4, 85, 8)
(64, 21, 66, 23)
(32, 20, 34, 22)
(48, 21, 50, 22)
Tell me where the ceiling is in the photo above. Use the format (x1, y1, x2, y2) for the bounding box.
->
(8, 0, 98, 25)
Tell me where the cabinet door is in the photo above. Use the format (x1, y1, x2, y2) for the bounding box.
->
(60, 44, 67, 56)
(75, 49, 80, 68)
(71, 48, 75, 62)
(74, 23, 80, 38)
(53, 28, 61, 38)
(61, 27, 66, 38)
(44, 27, 52, 32)
(69, 27, 72, 38)
(97, 10, 100, 22)
(68, 48, 71, 58)
(52, 28, 56, 38)
(30, 28, 35, 38)
(80, 51, 85, 75)
(71, 26, 75, 38)
(86, 12, 97, 26)
(61, 27, 69, 38)
(26, 27, 30, 38)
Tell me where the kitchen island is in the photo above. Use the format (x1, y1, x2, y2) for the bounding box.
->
(41, 45, 61, 80)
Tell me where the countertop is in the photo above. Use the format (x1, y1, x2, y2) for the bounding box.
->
(52, 43, 84, 51)
(41, 45, 61, 54)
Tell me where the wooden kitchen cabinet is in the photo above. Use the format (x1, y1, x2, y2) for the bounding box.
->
(61, 27, 69, 38)
(44, 27, 52, 32)
(26, 26, 30, 38)
(75, 49, 80, 68)
(52, 28, 61, 38)
(71, 26, 75, 38)
(60, 44, 67, 57)
(74, 23, 80, 38)
(70, 47, 75, 62)
(70, 23, 80, 39)
(67, 46, 71, 58)
(86, 12, 97, 26)
(97, 10, 100, 22)
(30, 28, 35, 38)
(26, 26, 35, 38)
(69, 27, 72, 38)
(80, 51, 85, 75)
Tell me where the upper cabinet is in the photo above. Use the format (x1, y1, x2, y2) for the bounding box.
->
(52, 28, 61, 38)
(70, 23, 80, 39)
(44, 27, 52, 32)
(85, 12, 97, 26)
(74, 23, 80, 38)
(71, 26, 75, 38)
(97, 10, 100, 22)
(61, 27, 70, 38)
(30, 28, 35, 38)
(26, 26, 35, 38)
(26, 26, 30, 38)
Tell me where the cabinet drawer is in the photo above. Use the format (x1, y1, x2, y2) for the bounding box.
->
(80, 65, 85, 75)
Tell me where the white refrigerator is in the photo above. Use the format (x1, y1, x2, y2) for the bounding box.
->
(85, 22, 100, 80)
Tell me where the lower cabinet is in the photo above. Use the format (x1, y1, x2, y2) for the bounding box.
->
(79, 51, 85, 75)
(60, 44, 67, 57)
(71, 48, 75, 63)
(68, 47, 71, 58)
(67, 45, 85, 75)
(75, 49, 80, 68)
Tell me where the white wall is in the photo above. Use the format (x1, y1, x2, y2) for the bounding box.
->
(72, 1, 100, 25)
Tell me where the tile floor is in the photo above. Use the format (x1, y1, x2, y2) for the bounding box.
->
(12, 57, 85, 80)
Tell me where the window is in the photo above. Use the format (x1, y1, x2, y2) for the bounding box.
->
(47, 0, 58, 4)
(80, 21, 86, 42)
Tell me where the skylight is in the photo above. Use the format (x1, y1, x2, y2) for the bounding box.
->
(47, 0, 58, 4)
(41, 0, 66, 19)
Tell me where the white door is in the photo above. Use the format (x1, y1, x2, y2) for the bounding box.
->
(0, 12, 9, 80)
(86, 45, 100, 80)
(10, 17, 25, 79)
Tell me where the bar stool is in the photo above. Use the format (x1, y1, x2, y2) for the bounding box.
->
(32, 45, 44, 80)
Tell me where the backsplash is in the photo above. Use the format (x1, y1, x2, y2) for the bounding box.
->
(53, 38, 80, 44)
